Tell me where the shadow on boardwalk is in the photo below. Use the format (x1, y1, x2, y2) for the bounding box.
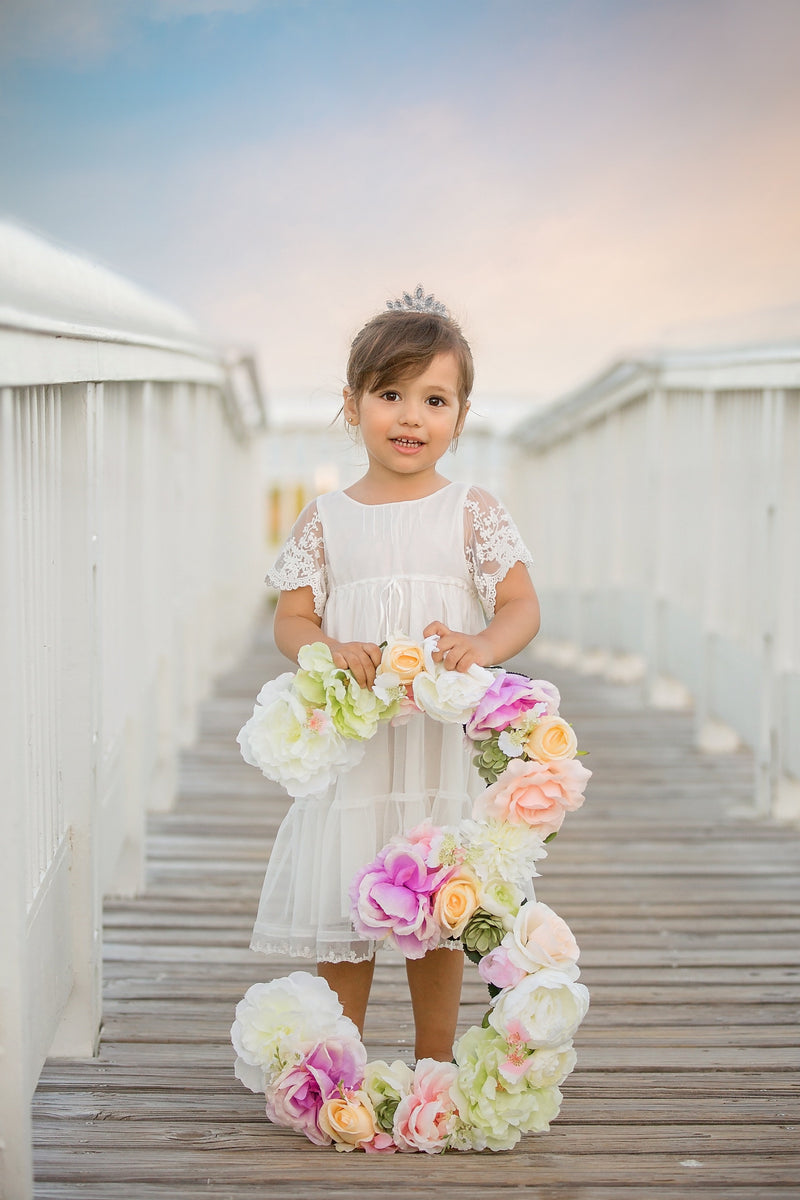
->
(33, 613, 800, 1198)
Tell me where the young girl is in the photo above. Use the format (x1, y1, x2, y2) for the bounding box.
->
(251, 288, 540, 1063)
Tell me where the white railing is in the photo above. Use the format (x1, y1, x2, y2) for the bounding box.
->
(0, 224, 266, 1199)
(508, 346, 800, 821)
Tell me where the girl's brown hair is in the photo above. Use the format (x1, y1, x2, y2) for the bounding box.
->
(346, 309, 474, 413)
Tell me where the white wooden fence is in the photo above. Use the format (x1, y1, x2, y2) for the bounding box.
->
(0, 224, 266, 1199)
(508, 346, 800, 820)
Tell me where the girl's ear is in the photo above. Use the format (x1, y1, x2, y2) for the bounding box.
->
(454, 399, 470, 438)
(343, 386, 359, 426)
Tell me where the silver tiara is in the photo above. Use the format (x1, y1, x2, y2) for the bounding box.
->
(386, 284, 449, 319)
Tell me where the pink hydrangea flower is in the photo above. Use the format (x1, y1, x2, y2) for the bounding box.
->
(403, 821, 440, 858)
(349, 839, 455, 959)
(265, 1036, 367, 1145)
(465, 672, 551, 740)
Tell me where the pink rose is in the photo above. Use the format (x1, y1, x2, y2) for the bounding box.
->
(477, 945, 527, 990)
(475, 757, 591, 837)
(392, 1058, 458, 1153)
(465, 672, 550, 740)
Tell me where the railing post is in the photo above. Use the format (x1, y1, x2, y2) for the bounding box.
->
(755, 388, 782, 815)
(643, 386, 665, 704)
(696, 388, 717, 742)
(49, 382, 103, 1055)
(0, 387, 34, 1200)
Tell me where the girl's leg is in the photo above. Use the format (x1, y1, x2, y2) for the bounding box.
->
(405, 947, 464, 1061)
(317, 957, 376, 1037)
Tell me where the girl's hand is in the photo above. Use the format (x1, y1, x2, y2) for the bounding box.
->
(329, 640, 382, 689)
(423, 622, 490, 673)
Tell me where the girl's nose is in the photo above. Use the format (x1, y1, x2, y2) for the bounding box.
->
(400, 402, 423, 425)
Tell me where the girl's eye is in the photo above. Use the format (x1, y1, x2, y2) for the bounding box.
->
(427, 396, 446, 407)
(381, 391, 400, 402)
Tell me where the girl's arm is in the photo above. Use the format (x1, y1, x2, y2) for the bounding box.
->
(274, 586, 382, 688)
(424, 561, 540, 672)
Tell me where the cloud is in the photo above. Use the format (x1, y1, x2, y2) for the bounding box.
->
(0, 0, 122, 63)
(3, 0, 800, 402)
(97, 81, 798, 399)
(0, 0, 274, 63)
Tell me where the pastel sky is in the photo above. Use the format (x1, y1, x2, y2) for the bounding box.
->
(2, 0, 799, 409)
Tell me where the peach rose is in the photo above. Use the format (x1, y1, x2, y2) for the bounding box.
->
(381, 637, 426, 684)
(433, 871, 481, 937)
(318, 1090, 377, 1152)
(525, 716, 578, 762)
(475, 757, 591, 837)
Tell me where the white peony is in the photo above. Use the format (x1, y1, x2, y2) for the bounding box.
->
(489, 968, 590, 1049)
(412, 636, 494, 724)
(236, 672, 295, 771)
(236, 676, 365, 798)
(230, 972, 360, 1092)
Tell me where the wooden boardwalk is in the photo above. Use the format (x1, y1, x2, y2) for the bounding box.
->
(32, 615, 800, 1198)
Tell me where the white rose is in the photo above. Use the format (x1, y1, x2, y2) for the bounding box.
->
(411, 635, 494, 723)
(489, 968, 590, 1049)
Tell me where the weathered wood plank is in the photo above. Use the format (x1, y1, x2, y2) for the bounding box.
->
(31, 1148, 800, 1186)
(31, 1091, 800, 1125)
(31, 1189, 800, 1200)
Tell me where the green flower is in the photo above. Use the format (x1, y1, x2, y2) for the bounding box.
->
(461, 909, 506, 961)
(295, 642, 393, 740)
(362, 1059, 414, 1134)
(325, 672, 389, 739)
(294, 642, 339, 707)
(296, 641, 339, 679)
(451, 1025, 563, 1150)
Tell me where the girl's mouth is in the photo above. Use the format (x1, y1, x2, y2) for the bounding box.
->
(391, 437, 425, 451)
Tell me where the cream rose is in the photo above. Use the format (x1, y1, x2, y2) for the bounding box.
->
(381, 636, 426, 683)
(525, 716, 578, 762)
(318, 1090, 377, 1151)
(504, 901, 580, 980)
(433, 871, 481, 937)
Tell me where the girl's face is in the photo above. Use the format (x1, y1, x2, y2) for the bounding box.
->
(344, 352, 468, 487)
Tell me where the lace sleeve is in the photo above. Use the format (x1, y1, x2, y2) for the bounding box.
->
(464, 486, 533, 616)
(265, 501, 328, 618)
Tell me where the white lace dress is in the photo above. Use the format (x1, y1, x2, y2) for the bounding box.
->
(250, 482, 533, 963)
